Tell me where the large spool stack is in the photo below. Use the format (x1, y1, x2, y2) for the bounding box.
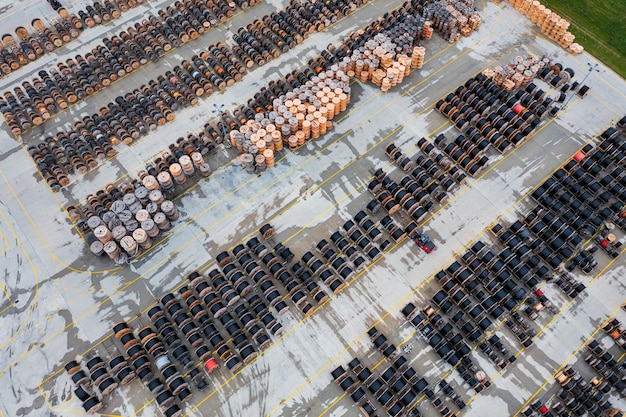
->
(76, 149, 214, 263)
(84, 179, 181, 264)
(423, 0, 477, 42)
(482, 54, 544, 91)
(8, 0, 373, 196)
(83, 178, 179, 265)
(228, 68, 351, 172)
(503, 0, 583, 54)
(315, 0, 480, 94)
(412, 46, 426, 69)
(345, 33, 423, 93)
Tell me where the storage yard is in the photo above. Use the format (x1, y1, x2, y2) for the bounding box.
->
(0, 0, 625, 416)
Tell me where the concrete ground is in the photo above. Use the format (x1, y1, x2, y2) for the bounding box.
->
(0, 0, 625, 416)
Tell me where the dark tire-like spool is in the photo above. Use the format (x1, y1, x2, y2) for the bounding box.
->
(260, 223, 275, 239)
(65, 360, 81, 375)
(82, 396, 102, 414)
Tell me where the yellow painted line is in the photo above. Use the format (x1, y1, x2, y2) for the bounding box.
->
(0, 176, 40, 352)
(512, 303, 626, 416)
(0, 218, 9, 256)
(38, 385, 72, 411)
(0, 281, 10, 303)
(588, 92, 623, 117)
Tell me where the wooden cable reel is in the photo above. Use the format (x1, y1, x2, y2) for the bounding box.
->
(259, 223, 275, 239)
(15, 27, 29, 40)
(32, 19, 46, 31)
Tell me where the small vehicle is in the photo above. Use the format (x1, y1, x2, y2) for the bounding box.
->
(411, 230, 436, 253)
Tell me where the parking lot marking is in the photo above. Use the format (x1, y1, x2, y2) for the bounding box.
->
(0, 181, 41, 352)
(0, 224, 8, 257)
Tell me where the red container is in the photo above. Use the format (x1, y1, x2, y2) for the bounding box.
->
(205, 358, 219, 372)
(573, 151, 585, 162)
(513, 103, 525, 114)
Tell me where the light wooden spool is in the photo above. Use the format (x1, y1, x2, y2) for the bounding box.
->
(149, 189, 164, 205)
(142, 175, 159, 191)
(331, 97, 341, 116)
(339, 94, 348, 112)
(169, 163, 186, 184)
(311, 121, 320, 139)
(120, 235, 138, 254)
(136, 209, 150, 223)
(229, 130, 239, 146)
(141, 219, 159, 238)
(91, 241, 105, 256)
(324, 101, 336, 120)
(161, 200, 178, 221)
(290, 113, 301, 131)
(302, 120, 311, 138)
(94, 225, 113, 243)
(153, 212, 170, 231)
(257, 139, 266, 153)
(318, 117, 327, 135)
(191, 152, 204, 167)
(157, 171, 174, 190)
(32, 19, 46, 31)
(263, 149, 274, 167)
(133, 228, 152, 249)
(288, 135, 298, 150)
(179, 155, 194, 176)
(104, 241, 121, 259)
(255, 154, 265, 169)
(319, 106, 328, 121)
(296, 131, 305, 145)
